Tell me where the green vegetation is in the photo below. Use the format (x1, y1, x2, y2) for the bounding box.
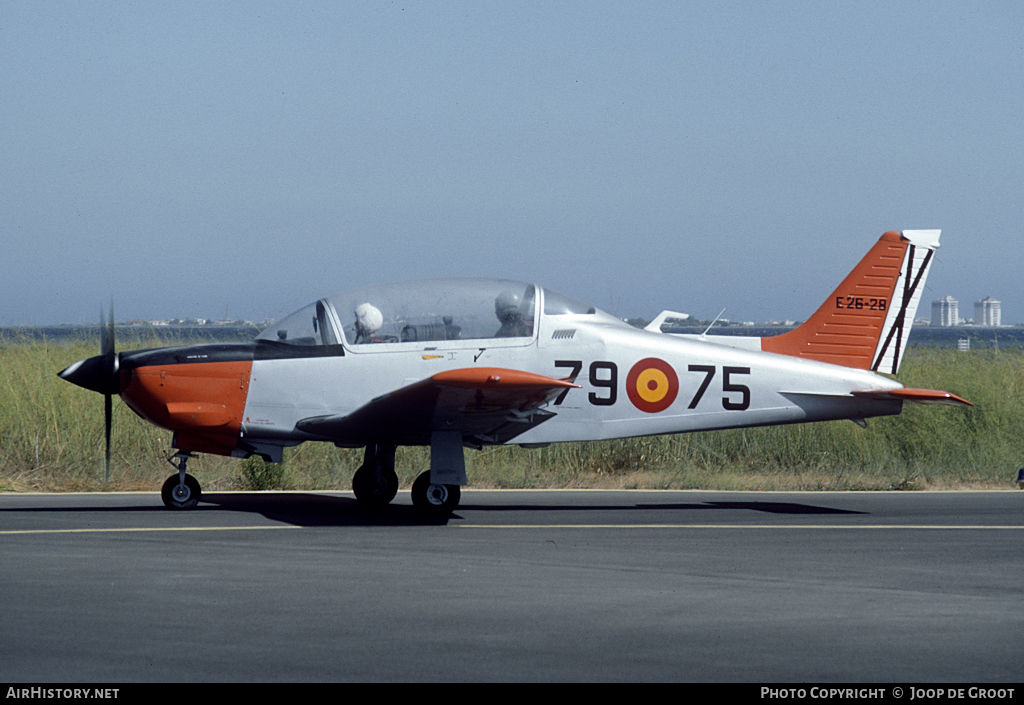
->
(237, 454, 289, 490)
(1, 337, 1019, 493)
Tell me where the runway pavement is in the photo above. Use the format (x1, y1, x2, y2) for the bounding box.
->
(1, 489, 1022, 682)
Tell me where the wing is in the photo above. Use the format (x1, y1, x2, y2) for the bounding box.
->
(295, 367, 580, 446)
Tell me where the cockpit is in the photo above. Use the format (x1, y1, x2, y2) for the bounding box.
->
(254, 278, 625, 351)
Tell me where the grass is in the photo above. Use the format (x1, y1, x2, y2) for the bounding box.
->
(1, 337, 1019, 493)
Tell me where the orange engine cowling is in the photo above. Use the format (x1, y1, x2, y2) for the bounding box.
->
(119, 347, 253, 457)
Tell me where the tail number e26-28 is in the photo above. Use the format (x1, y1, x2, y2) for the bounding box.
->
(836, 296, 887, 311)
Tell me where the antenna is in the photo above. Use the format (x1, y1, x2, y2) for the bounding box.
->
(701, 308, 726, 338)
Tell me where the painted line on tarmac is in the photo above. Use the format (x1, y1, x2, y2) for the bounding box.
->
(0, 525, 301, 536)
(452, 524, 1024, 530)
(7, 524, 1021, 534)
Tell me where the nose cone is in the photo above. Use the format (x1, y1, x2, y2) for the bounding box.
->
(58, 354, 120, 395)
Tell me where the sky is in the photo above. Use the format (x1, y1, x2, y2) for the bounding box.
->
(3, 1, 1022, 327)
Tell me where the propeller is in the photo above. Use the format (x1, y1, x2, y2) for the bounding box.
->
(101, 302, 116, 482)
(58, 301, 119, 482)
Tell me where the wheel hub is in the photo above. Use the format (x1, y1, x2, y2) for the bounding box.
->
(172, 484, 191, 502)
(426, 484, 449, 505)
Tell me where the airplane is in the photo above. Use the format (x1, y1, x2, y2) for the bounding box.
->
(58, 229, 971, 514)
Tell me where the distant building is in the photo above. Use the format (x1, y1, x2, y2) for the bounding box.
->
(974, 297, 1001, 327)
(931, 296, 959, 327)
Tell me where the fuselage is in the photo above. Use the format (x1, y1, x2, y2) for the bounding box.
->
(108, 280, 906, 462)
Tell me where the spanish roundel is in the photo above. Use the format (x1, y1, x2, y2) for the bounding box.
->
(626, 358, 679, 413)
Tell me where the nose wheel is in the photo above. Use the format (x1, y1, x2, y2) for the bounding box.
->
(411, 470, 461, 515)
(161, 452, 202, 510)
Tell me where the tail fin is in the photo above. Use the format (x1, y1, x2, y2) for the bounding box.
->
(760, 230, 939, 374)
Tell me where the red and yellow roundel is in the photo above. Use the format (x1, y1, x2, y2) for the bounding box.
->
(626, 358, 679, 413)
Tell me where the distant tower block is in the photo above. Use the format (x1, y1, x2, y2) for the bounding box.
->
(931, 296, 958, 327)
(974, 297, 1001, 327)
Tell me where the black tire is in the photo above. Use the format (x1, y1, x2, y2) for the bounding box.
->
(161, 473, 201, 510)
(411, 471, 461, 515)
(352, 463, 399, 506)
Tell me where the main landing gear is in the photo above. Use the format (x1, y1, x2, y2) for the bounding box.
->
(352, 443, 462, 515)
(411, 470, 461, 515)
(351, 444, 399, 506)
(161, 452, 201, 510)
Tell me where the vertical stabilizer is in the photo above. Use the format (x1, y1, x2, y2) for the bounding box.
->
(760, 230, 939, 374)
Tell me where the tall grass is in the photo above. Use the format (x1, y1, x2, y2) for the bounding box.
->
(0, 338, 173, 491)
(1, 338, 1018, 492)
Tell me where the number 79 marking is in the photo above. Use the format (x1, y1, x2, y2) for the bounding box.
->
(553, 359, 617, 406)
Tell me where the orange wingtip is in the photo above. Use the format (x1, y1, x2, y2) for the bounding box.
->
(853, 387, 973, 407)
(432, 368, 580, 390)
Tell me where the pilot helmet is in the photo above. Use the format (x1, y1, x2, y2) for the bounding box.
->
(495, 291, 522, 321)
(354, 303, 383, 334)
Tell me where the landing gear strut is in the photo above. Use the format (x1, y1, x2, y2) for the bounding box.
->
(352, 444, 399, 506)
(161, 452, 201, 510)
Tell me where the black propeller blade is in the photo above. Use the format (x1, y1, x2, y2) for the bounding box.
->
(101, 302, 115, 482)
(57, 302, 119, 482)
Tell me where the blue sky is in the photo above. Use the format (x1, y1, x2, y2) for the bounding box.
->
(3, 1, 1022, 326)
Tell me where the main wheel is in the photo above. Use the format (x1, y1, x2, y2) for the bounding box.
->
(352, 463, 399, 506)
(161, 473, 201, 510)
(411, 470, 461, 515)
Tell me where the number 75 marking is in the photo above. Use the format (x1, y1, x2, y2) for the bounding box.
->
(687, 365, 751, 410)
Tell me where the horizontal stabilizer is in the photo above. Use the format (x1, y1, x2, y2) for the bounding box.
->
(851, 387, 973, 407)
(645, 310, 690, 333)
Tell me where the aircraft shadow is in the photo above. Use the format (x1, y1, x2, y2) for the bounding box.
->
(0, 494, 450, 527)
(663, 501, 866, 515)
(457, 500, 866, 515)
(0, 494, 865, 529)
(200, 495, 867, 525)
(200, 492, 454, 527)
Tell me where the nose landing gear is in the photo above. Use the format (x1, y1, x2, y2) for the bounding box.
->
(161, 452, 201, 510)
